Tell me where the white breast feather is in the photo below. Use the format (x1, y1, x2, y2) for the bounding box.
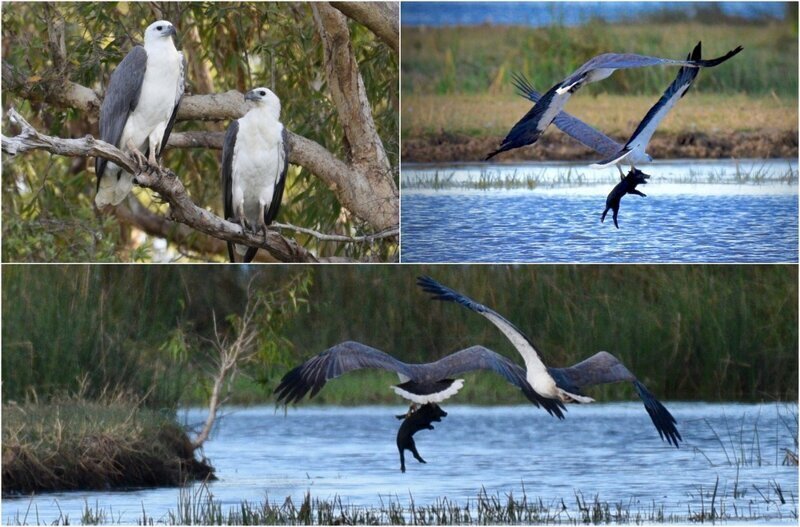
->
(120, 46, 182, 152)
(231, 109, 284, 228)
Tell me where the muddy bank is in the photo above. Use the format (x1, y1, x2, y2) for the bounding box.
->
(2, 402, 215, 496)
(402, 130, 798, 164)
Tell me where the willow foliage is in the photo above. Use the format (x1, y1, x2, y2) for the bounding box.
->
(1, 2, 398, 261)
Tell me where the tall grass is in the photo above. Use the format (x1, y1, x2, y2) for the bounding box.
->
(11, 481, 796, 525)
(2, 266, 797, 405)
(402, 22, 797, 96)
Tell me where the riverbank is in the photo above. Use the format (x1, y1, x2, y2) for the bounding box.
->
(401, 94, 798, 163)
(402, 129, 798, 163)
(1, 398, 214, 496)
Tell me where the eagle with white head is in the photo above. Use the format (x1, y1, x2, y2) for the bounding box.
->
(221, 87, 289, 262)
(95, 20, 185, 209)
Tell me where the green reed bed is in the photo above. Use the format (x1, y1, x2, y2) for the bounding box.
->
(402, 20, 797, 97)
(1, 396, 212, 495)
(3, 266, 797, 406)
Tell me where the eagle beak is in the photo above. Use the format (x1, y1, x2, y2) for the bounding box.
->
(244, 91, 259, 102)
(167, 26, 177, 37)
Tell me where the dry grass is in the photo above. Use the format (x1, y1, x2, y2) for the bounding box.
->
(402, 93, 799, 139)
(1, 396, 213, 495)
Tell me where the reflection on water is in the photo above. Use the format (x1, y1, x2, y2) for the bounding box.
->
(3, 403, 797, 524)
(400, 160, 798, 263)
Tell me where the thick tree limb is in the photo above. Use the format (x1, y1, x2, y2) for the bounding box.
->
(331, 2, 399, 54)
(311, 3, 398, 230)
(2, 67, 399, 233)
(2, 108, 320, 262)
(114, 199, 279, 263)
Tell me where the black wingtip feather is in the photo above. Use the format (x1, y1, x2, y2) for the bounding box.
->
(633, 380, 682, 448)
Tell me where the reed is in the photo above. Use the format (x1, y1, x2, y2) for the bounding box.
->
(3, 266, 797, 405)
(8, 480, 795, 525)
(402, 21, 797, 97)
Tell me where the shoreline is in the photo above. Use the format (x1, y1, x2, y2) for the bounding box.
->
(401, 130, 798, 164)
(1, 401, 215, 496)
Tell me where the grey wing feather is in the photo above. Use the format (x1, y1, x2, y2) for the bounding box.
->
(264, 127, 289, 225)
(274, 341, 415, 405)
(549, 352, 682, 447)
(423, 345, 566, 419)
(563, 46, 743, 88)
(511, 72, 622, 157)
(96, 45, 148, 186)
(575, 46, 743, 74)
(157, 52, 186, 158)
(221, 120, 239, 262)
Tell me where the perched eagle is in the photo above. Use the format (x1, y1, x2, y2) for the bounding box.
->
(95, 20, 185, 209)
(221, 87, 289, 262)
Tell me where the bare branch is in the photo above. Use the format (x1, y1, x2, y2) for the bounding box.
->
(330, 2, 398, 53)
(193, 279, 266, 449)
(2, 108, 319, 262)
(272, 221, 398, 243)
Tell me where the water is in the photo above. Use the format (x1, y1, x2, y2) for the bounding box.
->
(2, 403, 797, 524)
(401, 160, 798, 263)
(401, 2, 787, 27)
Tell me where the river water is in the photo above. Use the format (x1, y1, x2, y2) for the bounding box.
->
(2, 403, 797, 524)
(400, 160, 798, 263)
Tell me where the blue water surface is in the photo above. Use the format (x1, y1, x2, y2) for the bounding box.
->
(400, 160, 798, 263)
(2, 403, 797, 524)
(401, 2, 787, 27)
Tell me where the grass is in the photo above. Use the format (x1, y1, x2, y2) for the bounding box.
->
(402, 22, 797, 97)
(1, 395, 213, 495)
(401, 163, 798, 191)
(401, 93, 798, 139)
(8, 481, 796, 525)
(694, 404, 799, 468)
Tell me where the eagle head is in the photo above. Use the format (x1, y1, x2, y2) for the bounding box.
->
(245, 87, 282, 119)
(144, 20, 177, 43)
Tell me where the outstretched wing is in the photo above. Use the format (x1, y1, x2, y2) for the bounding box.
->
(96, 45, 148, 187)
(221, 120, 239, 262)
(574, 45, 742, 74)
(591, 42, 703, 167)
(425, 345, 566, 419)
(549, 351, 682, 447)
(416, 276, 554, 390)
(511, 72, 622, 158)
(485, 82, 569, 160)
(274, 341, 415, 405)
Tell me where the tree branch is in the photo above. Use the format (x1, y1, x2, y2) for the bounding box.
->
(331, 2, 398, 53)
(193, 279, 265, 449)
(311, 2, 398, 231)
(114, 198, 279, 263)
(2, 66, 399, 233)
(272, 222, 398, 243)
(2, 108, 322, 262)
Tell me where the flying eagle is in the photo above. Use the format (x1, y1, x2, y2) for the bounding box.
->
(417, 276, 682, 447)
(95, 20, 185, 209)
(512, 42, 710, 176)
(221, 87, 289, 262)
(275, 340, 565, 418)
(486, 43, 742, 160)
